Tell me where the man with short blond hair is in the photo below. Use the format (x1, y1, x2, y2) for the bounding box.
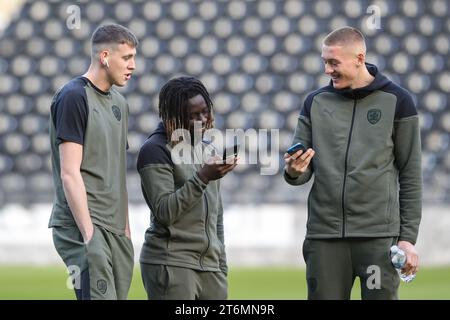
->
(284, 26, 422, 299)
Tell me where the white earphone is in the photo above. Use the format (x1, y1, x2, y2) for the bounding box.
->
(104, 58, 109, 68)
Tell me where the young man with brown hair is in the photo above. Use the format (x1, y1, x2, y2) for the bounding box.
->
(49, 24, 138, 300)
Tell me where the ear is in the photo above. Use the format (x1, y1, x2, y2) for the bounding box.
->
(99, 50, 109, 66)
(356, 52, 365, 66)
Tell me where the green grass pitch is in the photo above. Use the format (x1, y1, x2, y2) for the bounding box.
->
(0, 266, 449, 300)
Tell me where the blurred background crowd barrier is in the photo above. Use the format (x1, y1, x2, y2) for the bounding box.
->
(0, 0, 449, 266)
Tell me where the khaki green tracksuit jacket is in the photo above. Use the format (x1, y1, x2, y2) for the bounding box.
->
(137, 122, 227, 274)
(285, 63, 422, 244)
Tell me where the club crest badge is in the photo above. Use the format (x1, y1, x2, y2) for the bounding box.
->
(367, 109, 381, 124)
(112, 105, 121, 121)
(97, 279, 107, 294)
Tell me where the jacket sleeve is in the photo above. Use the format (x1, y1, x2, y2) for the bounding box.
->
(393, 94, 422, 245)
(138, 143, 208, 227)
(216, 185, 228, 274)
(284, 98, 314, 186)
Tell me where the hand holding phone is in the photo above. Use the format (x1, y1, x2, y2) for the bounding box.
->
(198, 144, 238, 183)
(284, 142, 315, 178)
(223, 143, 239, 162)
(286, 142, 307, 156)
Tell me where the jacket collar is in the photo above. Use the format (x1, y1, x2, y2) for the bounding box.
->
(328, 63, 391, 100)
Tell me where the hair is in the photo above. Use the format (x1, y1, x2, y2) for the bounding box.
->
(90, 24, 139, 57)
(323, 26, 366, 52)
(158, 76, 214, 144)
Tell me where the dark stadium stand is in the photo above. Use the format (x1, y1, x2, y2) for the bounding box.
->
(0, 0, 449, 206)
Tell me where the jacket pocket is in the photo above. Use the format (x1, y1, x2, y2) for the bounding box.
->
(385, 171, 392, 224)
(385, 171, 400, 227)
(345, 170, 391, 233)
(307, 173, 342, 234)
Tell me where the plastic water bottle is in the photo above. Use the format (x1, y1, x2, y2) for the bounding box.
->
(390, 245, 416, 283)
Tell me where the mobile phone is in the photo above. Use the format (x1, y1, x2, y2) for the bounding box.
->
(223, 143, 239, 161)
(286, 142, 307, 155)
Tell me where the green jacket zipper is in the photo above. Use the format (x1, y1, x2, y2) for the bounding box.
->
(199, 194, 211, 269)
(342, 98, 357, 237)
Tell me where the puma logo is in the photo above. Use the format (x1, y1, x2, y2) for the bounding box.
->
(323, 108, 335, 118)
